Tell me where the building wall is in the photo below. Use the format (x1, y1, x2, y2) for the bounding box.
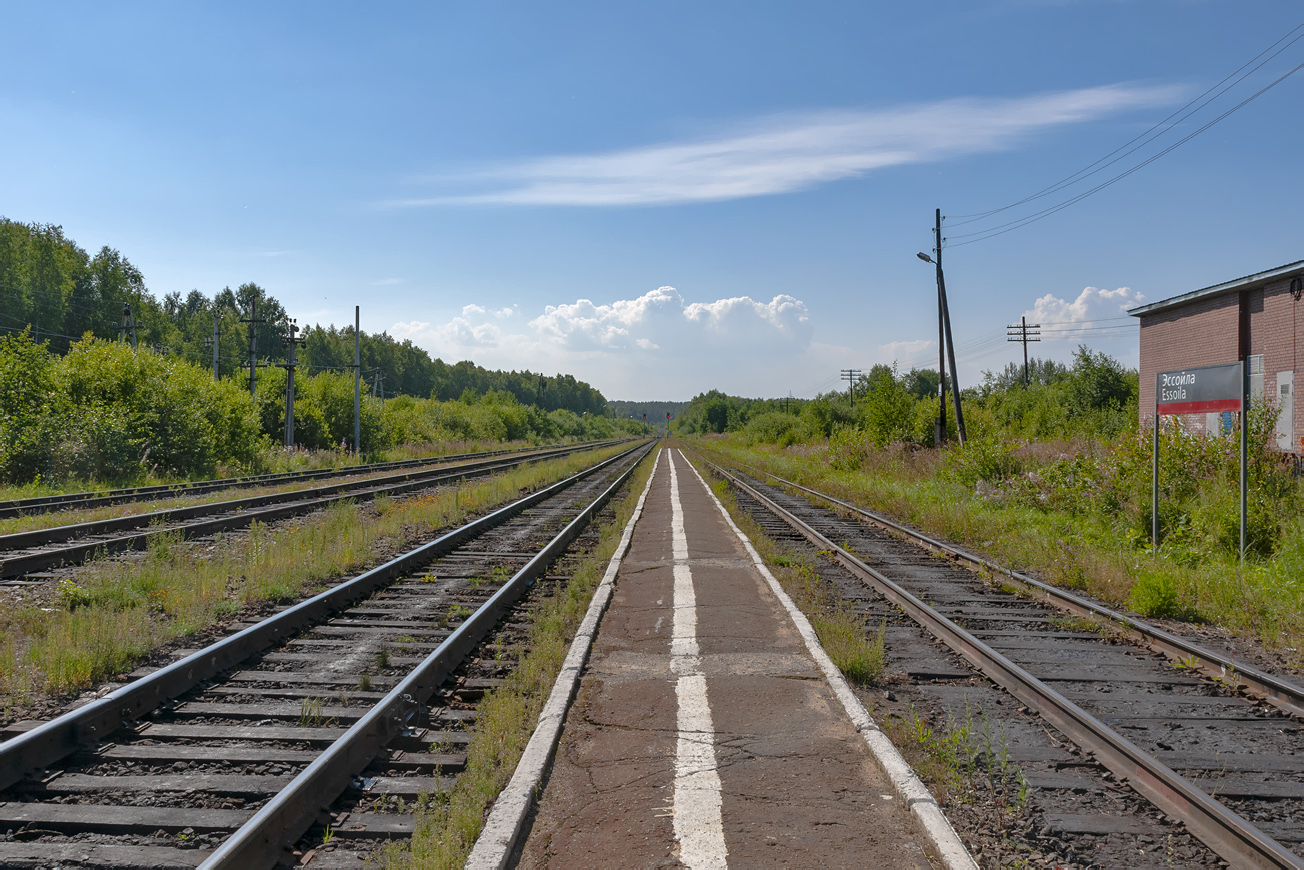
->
(1138, 274, 1304, 452)
(1260, 277, 1303, 451)
(1138, 292, 1239, 423)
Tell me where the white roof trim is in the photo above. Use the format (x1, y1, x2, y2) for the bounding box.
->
(1128, 260, 1304, 318)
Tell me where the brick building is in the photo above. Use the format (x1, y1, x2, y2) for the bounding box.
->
(1129, 260, 1304, 451)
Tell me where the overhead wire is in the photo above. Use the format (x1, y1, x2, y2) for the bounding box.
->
(947, 23, 1304, 226)
(948, 56, 1304, 247)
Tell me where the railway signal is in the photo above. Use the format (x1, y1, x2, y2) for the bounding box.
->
(282, 320, 307, 447)
(240, 297, 268, 397)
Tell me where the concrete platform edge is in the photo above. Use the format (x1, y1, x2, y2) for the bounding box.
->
(466, 449, 663, 870)
(681, 456, 979, 870)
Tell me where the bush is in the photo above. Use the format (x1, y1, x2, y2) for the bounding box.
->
(1129, 570, 1201, 621)
(741, 411, 802, 447)
(0, 332, 61, 482)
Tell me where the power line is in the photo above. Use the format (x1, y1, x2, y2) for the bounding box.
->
(948, 23, 1304, 226)
(949, 57, 1304, 247)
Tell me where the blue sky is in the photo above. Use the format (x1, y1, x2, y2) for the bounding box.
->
(4, 2, 1302, 399)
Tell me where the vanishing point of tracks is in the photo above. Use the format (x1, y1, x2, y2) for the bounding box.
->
(0, 441, 622, 582)
(0, 439, 653, 868)
(695, 450, 1304, 869)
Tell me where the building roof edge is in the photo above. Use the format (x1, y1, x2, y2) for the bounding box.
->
(1128, 259, 1304, 318)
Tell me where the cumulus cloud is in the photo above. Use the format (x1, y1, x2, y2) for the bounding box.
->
(390, 84, 1178, 207)
(391, 286, 816, 397)
(1025, 286, 1145, 340)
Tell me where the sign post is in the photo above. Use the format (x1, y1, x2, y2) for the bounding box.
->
(1153, 362, 1247, 563)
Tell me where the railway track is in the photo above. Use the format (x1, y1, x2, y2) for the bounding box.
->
(0, 442, 603, 519)
(0, 441, 620, 581)
(692, 449, 1304, 869)
(0, 439, 654, 868)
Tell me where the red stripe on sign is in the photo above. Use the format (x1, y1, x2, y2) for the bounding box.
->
(1156, 398, 1243, 415)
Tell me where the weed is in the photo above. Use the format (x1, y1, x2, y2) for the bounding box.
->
(359, 674, 373, 692)
(54, 579, 93, 611)
(299, 697, 331, 727)
(377, 649, 390, 668)
(321, 824, 334, 846)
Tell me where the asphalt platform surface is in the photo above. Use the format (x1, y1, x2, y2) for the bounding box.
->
(517, 448, 935, 869)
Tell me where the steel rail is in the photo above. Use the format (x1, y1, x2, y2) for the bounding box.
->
(718, 455, 1304, 718)
(0, 443, 609, 578)
(0, 443, 576, 519)
(697, 455, 1304, 870)
(199, 440, 655, 868)
(0, 440, 651, 793)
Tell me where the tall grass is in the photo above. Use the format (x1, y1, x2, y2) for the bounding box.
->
(0, 444, 630, 710)
(694, 437, 1304, 665)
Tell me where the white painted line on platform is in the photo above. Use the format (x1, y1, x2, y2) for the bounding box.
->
(682, 454, 979, 870)
(668, 450, 728, 870)
(466, 449, 662, 870)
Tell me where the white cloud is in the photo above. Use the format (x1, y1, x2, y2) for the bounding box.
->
(390, 84, 1178, 207)
(371, 277, 404, 286)
(878, 339, 935, 365)
(1025, 286, 1146, 340)
(493, 307, 515, 318)
(390, 286, 817, 397)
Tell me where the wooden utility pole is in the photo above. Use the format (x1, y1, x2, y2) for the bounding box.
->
(1006, 316, 1041, 385)
(934, 209, 966, 444)
(841, 369, 863, 410)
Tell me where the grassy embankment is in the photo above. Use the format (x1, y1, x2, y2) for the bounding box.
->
(0, 439, 536, 505)
(378, 446, 659, 870)
(0, 443, 567, 538)
(0, 443, 631, 710)
(692, 436, 1304, 664)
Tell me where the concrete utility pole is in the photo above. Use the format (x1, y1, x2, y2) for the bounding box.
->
(205, 310, 221, 379)
(353, 306, 362, 453)
(918, 210, 966, 445)
(841, 369, 863, 410)
(240, 296, 267, 398)
(282, 320, 306, 447)
(1006, 316, 1041, 386)
(371, 368, 384, 401)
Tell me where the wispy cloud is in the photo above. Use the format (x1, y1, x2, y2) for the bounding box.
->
(371, 277, 404, 286)
(390, 84, 1178, 207)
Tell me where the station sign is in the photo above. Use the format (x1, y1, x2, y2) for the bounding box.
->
(1155, 362, 1243, 416)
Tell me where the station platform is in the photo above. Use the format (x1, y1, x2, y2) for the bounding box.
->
(509, 447, 961, 869)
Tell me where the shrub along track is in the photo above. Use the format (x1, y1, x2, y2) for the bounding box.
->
(0, 441, 624, 582)
(690, 449, 1304, 869)
(0, 440, 653, 869)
